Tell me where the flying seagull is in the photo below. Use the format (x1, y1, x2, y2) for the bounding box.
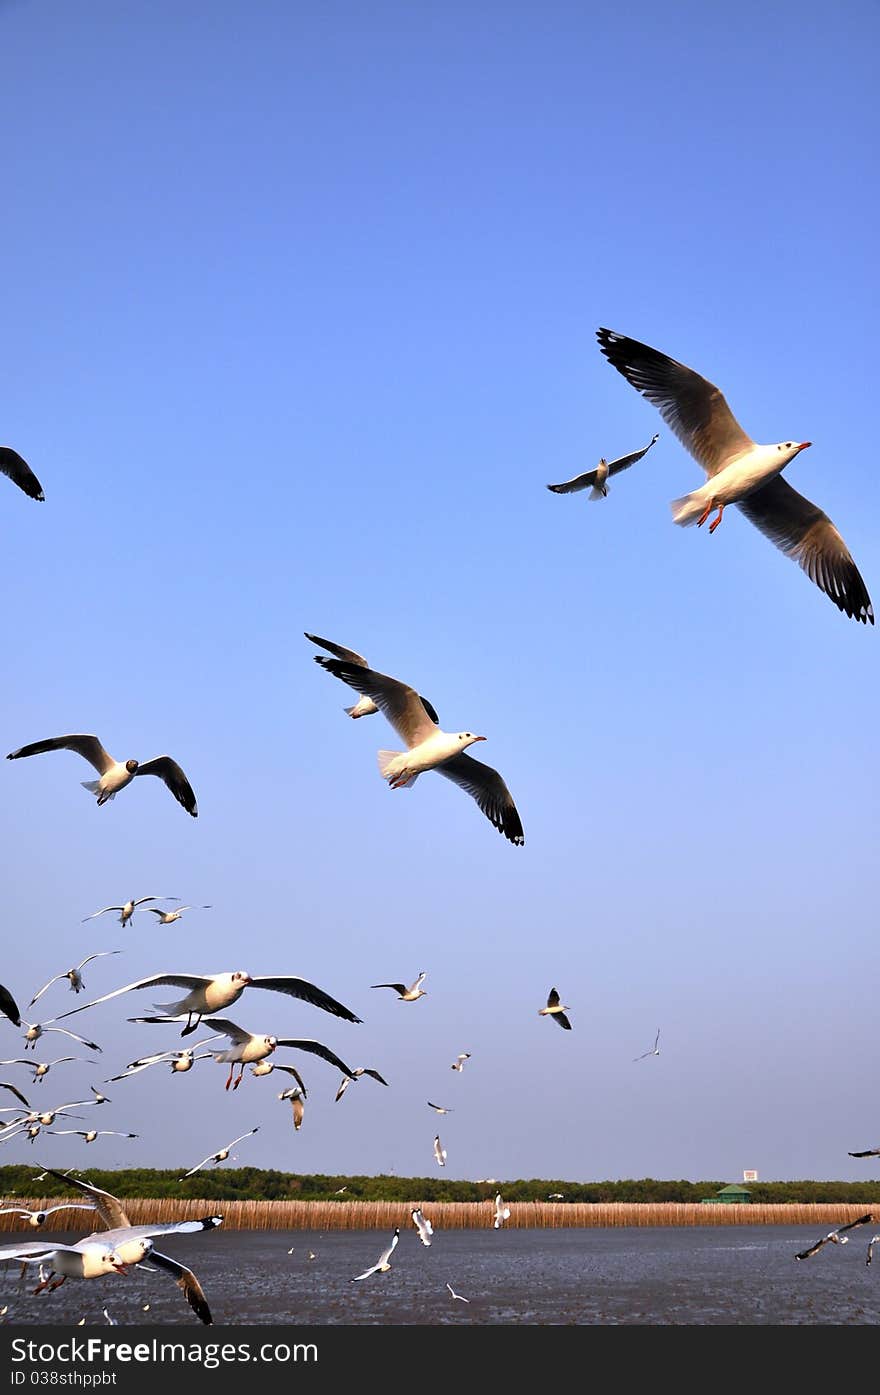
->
(144, 906, 212, 925)
(433, 1135, 447, 1167)
(371, 972, 427, 1003)
(82, 898, 178, 928)
(547, 433, 659, 499)
(249, 1062, 307, 1091)
(848, 1147, 880, 1159)
(0, 1239, 125, 1290)
(28, 953, 123, 1008)
(493, 1193, 512, 1229)
(314, 657, 524, 844)
(0, 1057, 87, 1084)
(538, 987, 572, 1031)
(278, 1086, 305, 1130)
(180, 1127, 260, 1178)
(634, 1029, 661, 1062)
(186, 1016, 356, 1090)
(411, 1208, 434, 1247)
(48, 1130, 138, 1144)
(6, 735, 199, 815)
(108, 1039, 221, 1081)
(55, 968, 361, 1036)
(0, 1204, 97, 1229)
(351, 1229, 399, 1282)
(21, 1020, 102, 1053)
(35, 1168, 220, 1323)
(867, 1236, 880, 1267)
(334, 1066, 389, 1102)
(428, 1102, 453, 1114)
(795, 1213, 874, 1259)
(450, 1053, 471, 1072)
(305, 633, 440, 722)
(548, 1193, 565, 1200)
(0, 447, 44, 501)
(446, 1281, 470, 1303)
(0, 983, 22, 1028)
(596, 328, 873, 623)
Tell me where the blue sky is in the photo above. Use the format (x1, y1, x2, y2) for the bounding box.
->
(0, 0, 877, 1184)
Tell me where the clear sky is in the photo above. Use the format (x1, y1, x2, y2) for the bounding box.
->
(0, 0, 877, 1184)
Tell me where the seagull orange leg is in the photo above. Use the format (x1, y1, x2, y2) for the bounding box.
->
(696, 500, 713, 527)
(224, 1064, 235, 1090)
(232, 1063, 245, 1089)
(708, 504, 725, 534)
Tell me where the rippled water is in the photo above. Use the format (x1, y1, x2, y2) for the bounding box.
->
(2, 1226, 878, 1325)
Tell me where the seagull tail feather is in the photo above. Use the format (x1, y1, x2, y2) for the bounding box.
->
(81, 780, 101, 794)
(377, 750, 419, 788)
(588, 483, 608, 502)
(670, 489, 709, 526)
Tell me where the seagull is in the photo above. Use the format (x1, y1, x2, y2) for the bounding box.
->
(848, 1147, 880, 1158)
(48, 1130, 138, 1144)
(57, 969, 361, 1036)
(34, 1168, 221, 1322)
(547, 433, 660, 499)
(334, 1066, 389, 1102)
(450, 1053, 471, 1072)
(547, 1193, 565, 1200)
(427, 1102, 453, 1114)
(0, 447, 44, 501)
(433, 1135, 447, 1167)
(278, 1087, 305, 1130)
(795, 1213, 874, 1259)
(144, 906, 212, 925)
(102, 1309, 117, 1326)
(6, 735, 199, 815)
(333, 1187, 348, 1195)
(371, 972, 427, 1002)
(493, 1194, 511, 1229)
(314, 657, 524, 844)
(538, 987, 572, 1031)
(411, 1208, 433, 1247)
(108, 1038, 222, 1080)
(0, 1057, 88, 1084)
(305, 634, 440, 722)
(0, 1204, 97, 1229)
(0, 1239, 126, 1291)
(82, 897, 178, 928)
(446, 1282, 470, 1303)
(250, 1062, 308, 1094)
(596, 328, 873, 623)
(634, 1029, 661, 1062)
(351, 1229, 399, 1282)
(21, 1020, 102, 1053)
(0, 983, 22, 1028)
(867, 1236, 880, 1266)
(28, 953, 123, 1008)
(180, 1128, 260, 1178)
(186, 1016, 357, 1090)
(88, 1086, 109, 1105)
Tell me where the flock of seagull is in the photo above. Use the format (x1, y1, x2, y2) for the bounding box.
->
(1, 325, 876, 1323)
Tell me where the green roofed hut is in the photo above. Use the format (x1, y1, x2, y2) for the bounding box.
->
(701, 1184, 752, 1205)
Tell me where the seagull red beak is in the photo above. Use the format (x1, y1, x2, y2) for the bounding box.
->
(473, 735, 487, 742)
(797, 441, 811, 451)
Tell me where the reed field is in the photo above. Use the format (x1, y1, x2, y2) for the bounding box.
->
(0, 1198, 874, 1232)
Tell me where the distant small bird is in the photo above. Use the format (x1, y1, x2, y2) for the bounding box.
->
(0, 447, 44, 502)
(433, 1135, 447, 1167)
(48, 1130, 138, 1144)
(305, 634, 439, 722)
(0, 1057, 88, 1084)
(371, 973, 427, 1002)
(278, 1087, 305, 1130)
(307, 1251, 316, 1261)
(493, 1194, 511, 1229)
(411, 1209, 433, 1247)
(144, 906, 213, 925)
(0, 1204, 97, 1229)
(82, 898, 177, 928)
(450, 1053, 471, 1072)
(446, 1282, 470, 1303)
(546, 433, 659, 499)
(102, 1309, 117, 1326)
(21, 1020, 101, 1054)
(634, 1029, 661, 1062)
(6, 734, 199, 816)
(88, 1086, 109, 1105)
(333, 1187, 347, 1195)
(795, 1214, 874, 1259)
(287, 1247, 295, 1255)
(28, 953, 123, 1008)
(0, 983, 22, 1028)
(547, 1193, 565, 1200)
(351, 1229, 399, 1282)
(180, 1128, 260, 1178)
(538, 987, 571, 1031)
(108, 1039, 220, 1080)
(867, 1236, 880, 1266)
(427, 1102, 453, 1114)
(848, 1147, 880, 1159)
(334, 1067, 389, 1102)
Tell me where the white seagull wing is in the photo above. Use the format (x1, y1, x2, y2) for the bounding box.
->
(6, 734, 117, 775)
(27, 975, 66, 1008)
(54, 975, 209, 1022)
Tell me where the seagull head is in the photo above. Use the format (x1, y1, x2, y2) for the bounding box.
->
(264, 1036, 278, 1052)
(775, 440, 811, 464)
(456, 732, 486, 750)
(125, 759, 139, 773)
(232, 971, 252, 986)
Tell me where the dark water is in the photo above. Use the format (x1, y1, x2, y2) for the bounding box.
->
(2, 1227, 878, 1326)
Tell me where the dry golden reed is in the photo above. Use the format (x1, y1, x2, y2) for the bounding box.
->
(0, 1199, 873, 1232)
